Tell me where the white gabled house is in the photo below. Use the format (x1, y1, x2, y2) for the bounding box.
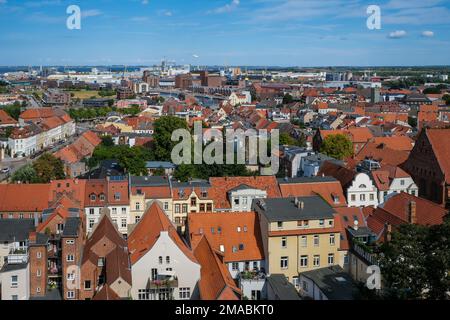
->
(128, 201, 200, 301)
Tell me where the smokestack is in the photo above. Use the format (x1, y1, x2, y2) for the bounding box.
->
(408, 201, 417, 224)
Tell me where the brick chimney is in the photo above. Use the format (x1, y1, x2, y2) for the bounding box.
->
(408, 201, 417, 224)
(29, 231, 37, 244)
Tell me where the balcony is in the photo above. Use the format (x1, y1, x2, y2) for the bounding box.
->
(239, 270, 266, 282)
(147, 277, 178, 289)
(7, 249, 29, 264)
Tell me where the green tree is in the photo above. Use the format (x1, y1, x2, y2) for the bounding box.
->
(423, 223, 450, 299)
(408, 116, 417, 128)
(443, 94, 450, 105)
(282, 93, 294, 105)
(11, 165, 38, 183)
(423, 87, 441, 94)
(378, 224, 429, 299)
(101, 135, 114, 147)
(320, 134, 353, 160)
(153, 116, 189, 161)
(32, 153, 66, 183)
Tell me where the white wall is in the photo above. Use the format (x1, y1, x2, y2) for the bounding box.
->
(131, 231, 200, 300)
(347, 173, 378, 207)
(0, 264, 30, 300)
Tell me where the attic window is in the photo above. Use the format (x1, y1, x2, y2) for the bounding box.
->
(99, 194, 105, 201)
(136, 189, 142, 195)
(232, 246, 238, 253)
(332, 194, 340, 204)
(217, 227, 222, 234)
(219, 245, 225, 252)
(90, 194, 96, 201)
(237, 226, 241, 233)
(239, 244, 244, 251)
(359, 184, 367, 189)
(211, 227, 215, 234)
(243, 226, 248, 232)
(114, 192, 121, 201)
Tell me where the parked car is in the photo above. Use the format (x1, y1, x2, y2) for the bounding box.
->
(1, 167, 10, 174)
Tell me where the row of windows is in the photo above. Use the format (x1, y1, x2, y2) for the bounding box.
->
(277, 219, 334, 229)
(89, 192, 122, 202)
(280, 254, 335, 269)
(174, 203, 212, 213)
(350, 193, 375, 202)
(135, 202, 169, 211)
(0, 213, 33, 219)
(89, 207, 127, 215)
(281, 234, 336, 248)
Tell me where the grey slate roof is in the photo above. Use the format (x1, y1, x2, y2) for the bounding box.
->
(253, 196, 335, 222)
(0, 262, 28, 273)
(131, 175, 170, 187)
(145, 161, 176, 169)
(62, 217, 81, 237)
(266, 274, 301, 300)
(0, 219, 35, 242)
(300, 265, 356, 300)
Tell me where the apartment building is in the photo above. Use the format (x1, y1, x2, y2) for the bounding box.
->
(171, 180, 214, 229)
(129, 176, 172, 225)
(253, 196, 341, 287)
(128, 202, 200, 301)
(79, 213, 132, 300)
(84, 177, 130, 235)
(188, 212, 265, 279)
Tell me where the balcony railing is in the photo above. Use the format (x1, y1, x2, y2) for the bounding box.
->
(148, 279, 178, 289)
(7, 248, 29, 264)
(239, 271, 266, 281)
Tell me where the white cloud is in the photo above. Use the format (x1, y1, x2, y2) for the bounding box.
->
(421, 31, 434, 37)
(210, 0, 240, 14)
(81, 9, 102, 18)
(388, 30, 407, 39)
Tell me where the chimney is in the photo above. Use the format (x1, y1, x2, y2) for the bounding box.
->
(408, 201, 417, 224)
(384, 223, 392, 243)
(29, 231, 37, 244)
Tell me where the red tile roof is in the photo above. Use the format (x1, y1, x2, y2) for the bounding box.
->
(192, 236, 241, 300)
(370, 136, 413, 152)
(209, 176, 281, 210)
(355, 142, 409, 167)
(279, 180, 347, 208)
(128, 201, 197, 265)
(426, 129, 450, 184)
(0, 184, 51, 212)
(188, 212, 264, 263)
(0, 109, 18, 126)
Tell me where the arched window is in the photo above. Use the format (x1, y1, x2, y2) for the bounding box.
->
(359, 184, 367, 189)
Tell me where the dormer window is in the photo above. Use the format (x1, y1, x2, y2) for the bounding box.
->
(332, 194, 340, 204)
(99, 194, 105, 201)
(201, 189, 208, 198)
(90, 194, 96, 201)
(114, 192, 121, 201)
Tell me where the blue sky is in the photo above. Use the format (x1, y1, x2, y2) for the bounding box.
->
(0, 0, 449, 66)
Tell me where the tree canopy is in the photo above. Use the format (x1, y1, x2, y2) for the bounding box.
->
(12, 153, 65, 183)
(153, 116, 189, 161)
(320, 134, 353, 160)
(377, 221, 450, 300)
